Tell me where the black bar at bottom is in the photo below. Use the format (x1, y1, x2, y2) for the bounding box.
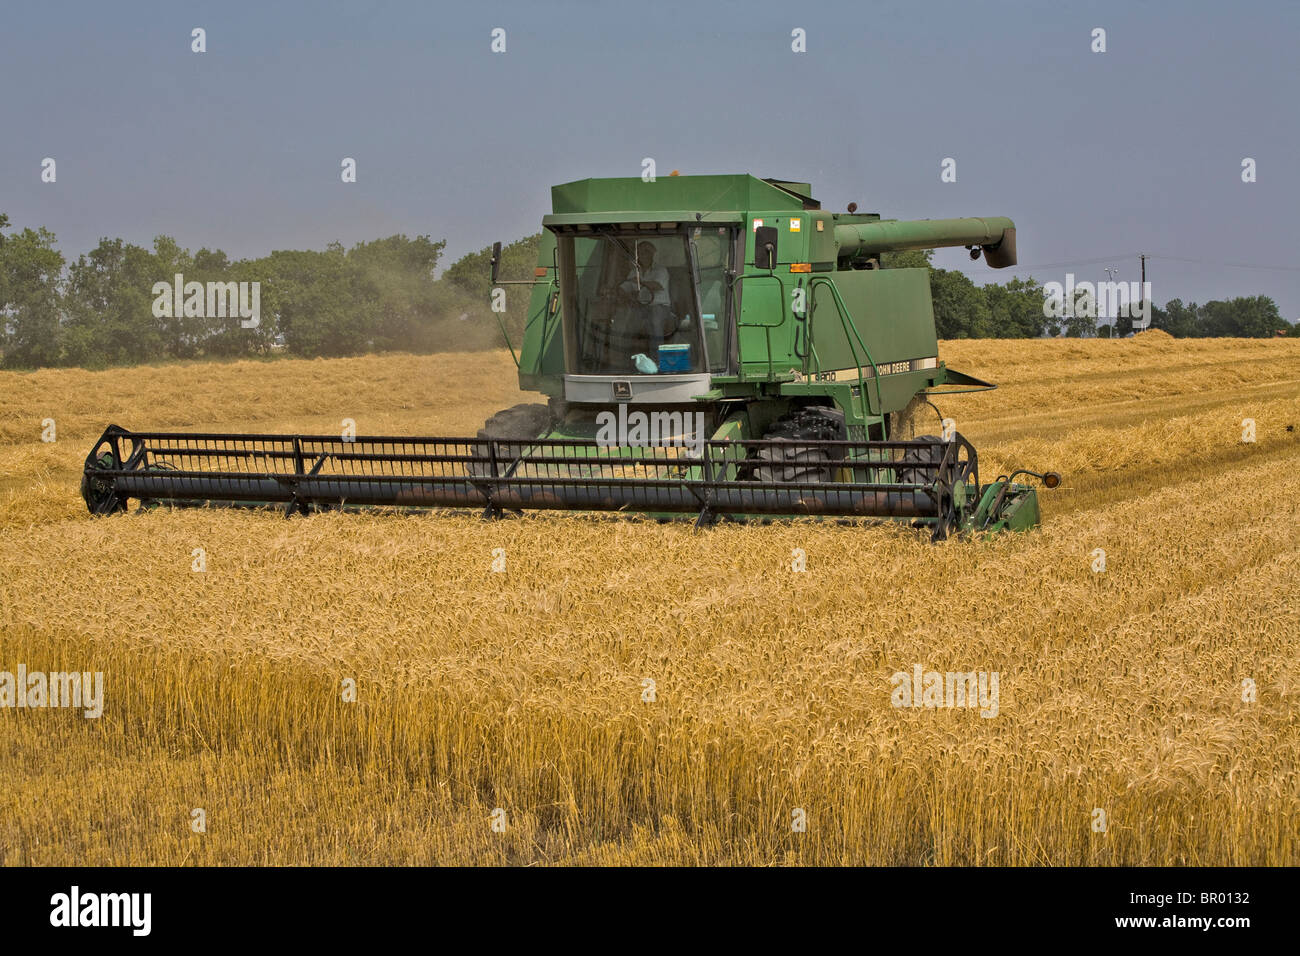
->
(0, 865, 1275, 944)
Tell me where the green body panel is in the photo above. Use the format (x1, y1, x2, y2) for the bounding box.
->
(543, 211, 744, 227)
(518, 230, 563, 395)
(737, 276, 790, 378)
(549, 176, 811, 217)
(807, 268, 937, 373)
(796, 268, 941, 419)
(970, 481, 1043, 534)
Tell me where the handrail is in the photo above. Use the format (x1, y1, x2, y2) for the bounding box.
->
(806, 342, 822, 379)
(732, 272, 786, 382)
(807, 277, 885, 425)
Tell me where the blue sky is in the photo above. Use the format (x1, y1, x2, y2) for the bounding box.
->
(2, 0, 1297, 316)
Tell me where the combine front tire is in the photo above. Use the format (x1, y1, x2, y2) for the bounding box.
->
(476, 403, 553, 443)
(752, 407, 847, 483)
(469, 403, 557, 482)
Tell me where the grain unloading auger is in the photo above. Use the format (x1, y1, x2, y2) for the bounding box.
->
(82, 175, 1059, 539)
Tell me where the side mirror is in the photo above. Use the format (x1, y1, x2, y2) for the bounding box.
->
(489, 241, 502, 283)
(753, 226, 778, 270)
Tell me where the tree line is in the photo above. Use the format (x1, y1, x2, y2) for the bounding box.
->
(883, 249, 1294, 340)
(0, 216, 1292, 370)
(0, 213, 540, 369)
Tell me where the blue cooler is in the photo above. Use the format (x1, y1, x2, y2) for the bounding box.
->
(657, 343, 691, 372)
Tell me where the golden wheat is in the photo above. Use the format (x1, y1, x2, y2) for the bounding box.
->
(2, 338, 1298, 865)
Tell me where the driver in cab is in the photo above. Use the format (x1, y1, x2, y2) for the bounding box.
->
(617, 241, 674, 362)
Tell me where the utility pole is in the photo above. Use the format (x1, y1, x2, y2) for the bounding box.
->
(1139, 253, 1149, 332)
(1103, 268, 1119, 336)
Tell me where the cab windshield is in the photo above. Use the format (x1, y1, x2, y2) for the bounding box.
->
(560, 227, 732, 375)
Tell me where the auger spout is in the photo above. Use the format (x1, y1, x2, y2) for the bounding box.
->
(834, 216, 1017, 267)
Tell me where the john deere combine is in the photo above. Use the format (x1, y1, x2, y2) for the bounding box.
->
(82, 174, 1058, 539)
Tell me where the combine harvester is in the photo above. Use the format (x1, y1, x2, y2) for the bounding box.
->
(82, 175, 1058, 540)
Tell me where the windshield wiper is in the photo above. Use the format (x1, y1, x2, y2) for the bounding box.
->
(598, 232, 642, 283)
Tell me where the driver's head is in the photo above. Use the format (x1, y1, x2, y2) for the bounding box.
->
(636, 242, 656, 268)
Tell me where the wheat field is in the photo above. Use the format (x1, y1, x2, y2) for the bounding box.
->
(1, 334, 1297, 865)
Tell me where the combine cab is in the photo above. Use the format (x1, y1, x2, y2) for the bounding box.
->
(83, 175, 1058, 539)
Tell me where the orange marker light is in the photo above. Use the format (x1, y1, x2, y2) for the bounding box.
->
(534, 267, 548, 276)
(789, 263, 812, 273)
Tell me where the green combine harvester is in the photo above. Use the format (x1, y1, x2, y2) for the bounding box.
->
(82, 174, 1058, 539)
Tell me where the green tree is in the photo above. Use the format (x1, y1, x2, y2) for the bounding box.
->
(879, 249, 934, 270)
(984, 276, 1048, 338)
(882, 250, 1052, 339)
(346, 234, 446, 352)
(1062, 286, 1097, 337)
(442, 234, 541, 343)
(443, 233, 540, 297)
(1199, 296, 1282, 338)
(0, 216, 66, 368)
(0, 213, 7, 307)
(147, 236, 200, 358)
(258, 245, 376, 357)
(929, 268, 991, 338)
(1112, 291, 1153, 337)
(62, 238, 166, 367)
(1149, 298, 1200, 338)
(205, 254, 278, 358)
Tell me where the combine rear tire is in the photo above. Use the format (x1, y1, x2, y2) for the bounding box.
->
(752, 407, 846, 483)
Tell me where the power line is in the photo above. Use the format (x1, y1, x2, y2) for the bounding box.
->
(1002, 253, 1300, 274)
(996, 254, 1137, 271)
(1146, 254, 1300, 273)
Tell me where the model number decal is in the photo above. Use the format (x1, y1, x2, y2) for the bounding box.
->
(813, 359, 930, 382)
